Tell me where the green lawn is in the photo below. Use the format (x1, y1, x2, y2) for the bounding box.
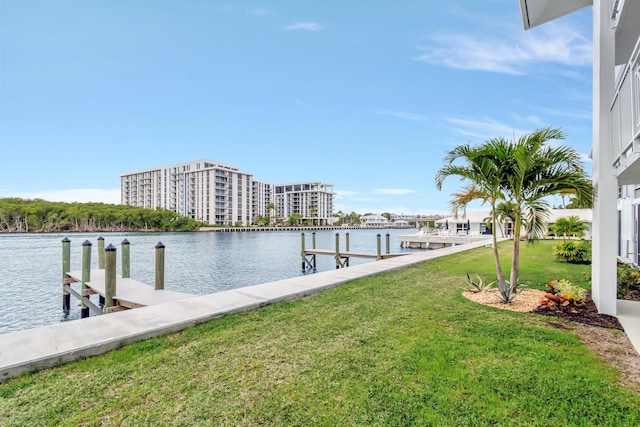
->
(1, 240, 638, 426)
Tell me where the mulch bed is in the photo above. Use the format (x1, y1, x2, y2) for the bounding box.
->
(533, 291, 624, 330)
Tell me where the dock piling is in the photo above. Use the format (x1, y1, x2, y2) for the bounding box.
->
(104, 244, 117, 309)
(97, 236, 105, 269)
(62, 237, 71, 312)
(81, 240, 92, 318)
(312, 232, 316, 249)
(335, 233, 340, 269)
(346, 232, 350, 252)
(122, 239, 130, 279)
(97, 237, 106, 306)
(386, 233, 390, 254)
(155, 242, 165, 290)
(376, 234, 382, 260)
(301, 233, 306, 272)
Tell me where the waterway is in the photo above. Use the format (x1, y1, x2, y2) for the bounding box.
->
(0, 228, 419, 334)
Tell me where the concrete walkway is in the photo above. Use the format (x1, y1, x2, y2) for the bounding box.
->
(0, 241, 489, 382)
(616, 300, 640, 352)
(3, 240, 640, 382)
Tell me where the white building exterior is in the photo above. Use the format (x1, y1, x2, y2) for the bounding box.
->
(121, 159, 253, 226)
(361, 214, 391, 228)
(252, 180, 275, 220)
(274, 182, 335, 225)
(121, 160, 335, 227)
(518, 0, 640, 315)
(436, 209, 592, 238)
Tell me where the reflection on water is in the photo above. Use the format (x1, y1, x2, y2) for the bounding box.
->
(0, 229, 419, 334)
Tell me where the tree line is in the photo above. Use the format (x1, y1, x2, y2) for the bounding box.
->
(0, 198, 201, 233)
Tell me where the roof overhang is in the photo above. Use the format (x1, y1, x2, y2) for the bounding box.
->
(518, 0, 592, 30)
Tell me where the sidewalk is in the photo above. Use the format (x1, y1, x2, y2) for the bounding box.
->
(0, 241, 489, 382)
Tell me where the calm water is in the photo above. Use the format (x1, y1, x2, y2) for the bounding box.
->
(0, 229, 419, 334)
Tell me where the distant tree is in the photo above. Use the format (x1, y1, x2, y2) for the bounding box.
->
(267, 203, 276, 225)
(0, 198, 200, 232)
(550, 216, 588, 239)
(287, 214, 302, 226)
(309, 208, 318, 226)
(349, 211, 361, 225)
(566, 194, 593, 209)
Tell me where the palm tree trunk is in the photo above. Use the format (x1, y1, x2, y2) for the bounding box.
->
(510, 210, 522, 291)
(491, 200, 507, 291)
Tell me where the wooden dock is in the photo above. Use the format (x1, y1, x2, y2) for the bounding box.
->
(61, 238, 194, 317)
(303, 249, 407, 260)
(300, 232, 409, 271)
(66, 269, 193, 312)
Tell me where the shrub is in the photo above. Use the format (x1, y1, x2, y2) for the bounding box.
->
(552, 240, 591, 264)
(538, 279, 586, 312)
(463, 273, 494, 293)
(495, 281, 526, 304)
(617, 263, 640, 299)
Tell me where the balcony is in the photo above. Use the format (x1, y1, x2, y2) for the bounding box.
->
(612, 35, 640, 184)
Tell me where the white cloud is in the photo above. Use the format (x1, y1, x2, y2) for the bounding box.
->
(530, 105, 592, 120)
(247, 8, 272, 16)
(414, 21, 591, 75)
(446, 116, 527, 140)
(510, 113, 544, 127)
(334, 190, 357, 199)
(0, 189, 121, 204)
(283, 22, 324, 31)
(372, 189, 417, 196)
(374, 109, 427, 122)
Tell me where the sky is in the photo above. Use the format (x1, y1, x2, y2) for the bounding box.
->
(0, 0, 594, 216)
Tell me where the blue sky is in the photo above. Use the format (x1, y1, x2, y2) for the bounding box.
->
(0, 0, 593, 215)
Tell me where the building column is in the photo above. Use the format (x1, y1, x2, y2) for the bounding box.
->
(591, 0, 618, 315)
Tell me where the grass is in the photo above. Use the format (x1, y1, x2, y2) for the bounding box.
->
(1, 240, 637, 426)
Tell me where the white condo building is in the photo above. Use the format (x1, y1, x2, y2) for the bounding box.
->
(518, 1, 640, 316)
(252, 180, 275, 220)
(121, 159, 253, 226)
(274, 182, 335, 226)
(121, 160, 335, 227)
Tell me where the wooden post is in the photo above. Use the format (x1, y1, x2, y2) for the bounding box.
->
(122, 239, 130, 279)
(104, 244, 116, 310)
(81, 240, 92, 318)
(386, 233, 390, 254)
(155, 242, 165, 290)
(301, 233, 306, 272)
(97, 236, 105, 269)
(312, 232, 316, 249)
(62, 237, 71, 312)
(346, 232, 350, 252)
(377, 234, 382, 260)
(335, 232, 340, 269)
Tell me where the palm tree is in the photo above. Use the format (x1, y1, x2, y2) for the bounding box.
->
(436, 140, 511, 292)
(499, 127, 593, 289)
(267, 202, 275, 226)
(550, 215, 588, 239)
(309, 207, 318, 226)
(436, 127, 593, 296)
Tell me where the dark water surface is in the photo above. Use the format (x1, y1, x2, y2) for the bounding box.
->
(0, 229, 419, 334)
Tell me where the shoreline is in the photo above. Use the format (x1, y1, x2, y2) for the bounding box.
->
(0, 226, 416, 234)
